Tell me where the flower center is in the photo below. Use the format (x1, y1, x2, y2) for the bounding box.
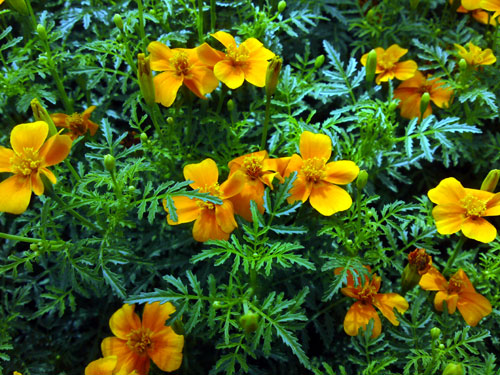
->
(126, 328, 153, 355)
(408, 248, 432, 275)
(171, 51, 190, 76)
(378, 54, 395, 70)
(358, 282, 377, 304)
(460, 195, 486, 218)
(10, 148, 42, 176)
(447, 275, 463, 294)
(242, 156, 263, 179)
(196, 183, 222, 211)
(301, 157, 326, 183)
(65, 113, 87, 135)
(226, 45, 249, 65)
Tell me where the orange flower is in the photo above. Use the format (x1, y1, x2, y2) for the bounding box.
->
(147, 42, 219, 107)
(0, 121, 72, 214)
(283, 131, 359, 216)
(455, 42, 496, 67)
(451, 0, 498, 24)
(197, 31, 275, 89)
(101, 303, 184, 375)
(164, 158, 244, 242)
(428, 177, 500, 243)
(394, 70, 453, 119)
(420, 267, 492, 326)
(227, 151, 289, 221)
(360, 44, 417, 84)
(51, 106, 99, 140)
(338, 268, 409, 338)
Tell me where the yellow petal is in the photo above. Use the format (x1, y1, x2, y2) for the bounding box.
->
(373, 293, 409, 326)
(147, 41, 174, 71)
(31, 171, 44, 196)
(462, 0, 481, 9)
(210, 31, 237, 49)
(109, 304, 141, 340)
(286, 174, 312, 204)
(393, 60, 418, 81)
(40, 168, 57, 184)
(215, 200, 238, 233)
(38, 134, 72, 167)
(242, 59, 269, 87)
(153, 71, 183, 107)
(229, 181, 265, 222)
(484, 192, 500, 215)
(431, 204, 465, 235)
(183, 158, 219, 190)
(384, 44, 408, 62)
(457, 292, 492, 326)
(101, 336, 145, 375)
(214, 60, 244, 89)
(165, 196, 200, 225)
(299, 131, 331, 160)
(419, 266, 447, 291)
(192, 208, 229, 242)
(282, 154, 303, 179)
(183, 65, 219, 98)
(343, 301, 382, 338)
(461, 217, 497, 243)
(148, 327, 184, 372)
(220, 170, 245, 199)
(197, 42, 225, 67)
(0, 174, 32, 214)
(0, 146, 14, 173)
(10, 121, 48, 154)
(375, 70, 396, 84)
(435, 291, 459, 314)
(427, 177, 466, 205)
(142, 302, 176, 333)
(309, 181, 352, 216)
(85, 356, 118, 375)
(324, 160, 359, 185)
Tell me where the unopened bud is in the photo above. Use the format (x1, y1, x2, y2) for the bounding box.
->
(227, 99, 235, 112)
(420, 92, 431, 119)
(140, 132, 148, 143)
(458, 58, 467, 71)
(442, 363, 463, 375)
(430, 327, 441, 340)
(36, 24, 47, 41)
(278, 1, 286, 12)
(167, 117, 174, 125)
(402, 248, 432, 294)
(103, 154, 116, 172)
(365, 49, 378, 83)
(31, 99, 57, 136)
(137, 53, 156, 107)
(314, 54, 325, 69)
(480, 169, 499, 192)
(7, 0, 29, 15)
(113, 14, 124, 31)
(356, 170, 368, 190)
(239, 312, 259, 333)
(265, 56, 282, 97)
(30, 243, 39, 251)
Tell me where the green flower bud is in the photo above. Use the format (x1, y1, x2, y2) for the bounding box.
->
(438, 343, 445, 350)
(30, 243, 39, 251)
(30, 98, 58, 136)
(113, 14, 124, 31)
(137, 53, 156, 107)
(265, 56, 283, 97)
(167, 117, 174, 125)
(278, 0, 287, 12)
(480, 169, 500, 192)
(103, 154, 116, 172)
(442, 363, 463, 375)
(140, 132, 148, 143)
(172, 319, 185, 335)
(401, 263, 422, 294)
(127, 185, 136, 193)
(420, 92, 431, 119)
(314, 55, 325, 69)
(430, 327, 441, 340)
(36, 24, 47, 41)
(356, 170, 368, 190)
(365, 49, 378, 83)
(459, 58, 467, 71)
(227, 99, 235, 112)
(239, 312, 259, 333)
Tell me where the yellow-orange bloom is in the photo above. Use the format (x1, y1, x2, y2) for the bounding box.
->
(394, 70, 453, 119)
(101, 303, 184, 375)
(455, 42, 496, 67)
(283, 131, 359, 216)
(451, 0, 499, 24)
(197, 31, 275, 89)
(227, 151, 290, 222)
(420, 267, 492, 326)
(147, 42, 219, 107)
(428, 177, 500, 243)
(0, 121, 72, 214)
(51, 106, 99, 140)
(360, 44, 417, 84)
(164, 158, 244, 242)
(337, 268, 409, 338)
(480, 0, 500, 18)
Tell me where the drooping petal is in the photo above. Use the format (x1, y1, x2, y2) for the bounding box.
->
(282, 154, 303, 178)
(375, 70, 396, 84)
(429, 82, 453, 109)
(434, 291, 459, 314)
(431, 204, 465, 235)
(299, 131, 332, 160)
(324, 160, 359, 185)
(393, 60, 418, 81)
(210, 31, 237, 49)
(50, 113, 69, 128)
(214, 60, 244, 89)
(419, 266, 448, 291)
(192, 208, 229, 242)
(10, 121, 48, 154)
(428, 177, 466, 205)
(197, 42, 226, 67)
(109, 304, 142, 340)
(142, 302, 176, 333)
(148, 327, 184, 372)
(0, 146, 14, 173)
(40, 168, 57, 184)
(85, 356, 118, 375)
(215, 200, 238, 234)
(461, 216, 497, 243)
(373, 293, 409, 326)
(183, 65, 219, 99)
(309, 181, 353, 216)
(0, 174, 32, 214)
(147, 41, 175, 71)
(31, 171, 44, 196)
(183, 158, 219, 190)
(229, 186, 265, 222)
(456, 292, 492, 326)
(343, 301, 382, 338)
(220, 170, 246, 199)
(153, 71, 183, 107)
(38, 134, 72, 167)
(242, 59, 269, 87)
(165, 196, 200, 225)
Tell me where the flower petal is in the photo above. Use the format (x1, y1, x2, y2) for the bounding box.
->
(153, 71, 183, 107)
(85, 356, 118, 375)
(419, 266, 447, 291)
(324, 160, 359, 185)
(38, 134, 72, 167)
(183, 158, 219, 190)
(461, 216, 497, 243)
(286, 174, 312, 204)
(456, 292, 492, 326)
(101, 337, 148, 375)
(183, 66, 219, 98)
(435, 291, 459, 314)
(165, 196, 200, 225)
(10, 121, 48, 154)
(431, 204, 465, 235)
(393, 60, 418, 81)
(109, 304, 141, 340)
(309, 181, 353, 216)
(40, 168, 57, 184)
(197, 42, 225, 67)
(344, 301, 382, 338)
(147, 41, 174, 71)
(484, 192, 500, 215)
(243, 38, 274, 58)
(148, 327, 184, 372)
(142, 302, 176, 333)
(462, 0, 481, 9)
(215, 200, 238, 233)
(299, 131, 332, 160)
(51, 113, 69, 128)
(385, 44, 408, 61)
(373, 293, 409, 326)
(0, 174, 32, 214)
(242, 59, 269, 87)
(220, 170, 245, 199)
(192, 208, 228, 242)
(210, 31, 237, 49)
(31, 171, 44, 196)
(428, 177, 467, 205)
(229, 180, 265, 222)
(214, 60, 244, 89)
(0, 146, 14, 173)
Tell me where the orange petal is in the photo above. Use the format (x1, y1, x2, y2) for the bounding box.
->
(38, 134, 72, 167)
(393, 60, 418, 81)
(197, 42, 225, 67)
(344, 301, 382, 338)
(229, 182, 265, 222)
(324, 160, 359, 185)
(429, 82, 453, 108)
(286, 174, 312, 204)
(147, 41, 174, 71)
(10, 121, 48, 154)
(457, 292, 492, 326)
(183, 66, 219, 98)
(309, 181, 353, 216)
(462, 0, 481, 9)
(210, 31, 237, 49)
(431, 204, 464, 235)
(0, 174, 32, 214)
(435, 291, 459, 314)
(192, 208, 229, 242)
(484, 192, 500, 215)
(283, 154, 303, 178)
(214, 60, 244, 89)
(461, 217, 497, 243)
(85, 356, 118, 375)
(397, 91, 423, 119)
(428, 177, 466, 205)
(373, 293, 409, 326)
(419, 266, 447, 291)
(101, 337, 148, 375)
(183, 158, 219, 190)
(220, 170, 245, 199)
(228, 150, 268, 173)
(385, 44, 408, 61)
(51, 113, 69, 128)
(215, 200, 238, 233)
(31, 171, 44, 196)
(0, 146, 14, 173)
(109, 304, 141, 340)
(299, 131, 332, 160)
(40, 168, 57, 184)
(165, 196, 200, 225)
(153, 71, 183, 107)
(242, 59, 269, 87)
(148, 327, 184, 372)
(142, 302, 176, 333)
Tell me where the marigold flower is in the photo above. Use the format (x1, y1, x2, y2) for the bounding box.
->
(101, 303, 184, 375)
(227, 151, 289, 221)
(283, 131, 359, 216)
(197, 31, 275, 89)
(147, 42, 219, 107)
(419, 267, 492, 326)
(451, 0, 498, 24)
(164, 158, 244, 242)
(360, 44, 418, 85)
(0, 121, 72, 214)
(454, 42, 496, 67)
(428, 177, 500, 243)
(51, 106, 99, 140)
(337, 268, 409, 338)
(394, 70, 453, 119)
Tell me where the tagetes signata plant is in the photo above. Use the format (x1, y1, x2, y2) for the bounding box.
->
(394, 70, 453, 120)
(197, 31, 275, 89)
(336, 267, 409, 338)
(428, 177, 500, 243)
(164, 158, 244, 242)
(0, 121, 72, 214)
(360, 44, 417, 84)
(420, 267, 492, 326)
(283, 131, 359, 216)
(101, 303, 184, 375)
(147, 42, 219, 107)
(51, 106, 99, 140)
(455, 42, 497, 67)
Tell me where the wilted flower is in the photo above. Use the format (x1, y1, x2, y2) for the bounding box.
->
(51, 106, 99, 140)
(401, 248, 432, 293)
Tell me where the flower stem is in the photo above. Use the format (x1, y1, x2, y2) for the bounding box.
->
(210, 0, 216, 32)
(443, 235, 466, 275)
(0, 232, 42, 243)
(135, 0, 148, 51)
(197, 0, 204, 43)
(260, 94, 271, 150)
(64, 159, 80, 182)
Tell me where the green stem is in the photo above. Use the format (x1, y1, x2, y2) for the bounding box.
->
(443, 235, 466, 275)
(0, 232, 43, 243)
(23, 0, 38, 30)
(135, 0, 148, 51)
(210, 0, 216, 32)
(197, 0, 204, 43)
(50, 193, 104, 235)
(110, 170, 123, 199)
(260, 94, 271, 150)
(64, 159, 80, 181)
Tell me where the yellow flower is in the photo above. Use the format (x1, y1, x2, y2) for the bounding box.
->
(147, 42, 219, 107)
(164, 158, 244, 242)
(428, 177, 500, 243)
(0, 121, 72, 214)
(452, 0, 499, 24)
(394, 70, 453, 120)
(101, 303, 184, 375)
(420, 267, 492, 326)
(480, 0, 500, 18)
(51, 106, 99, 140)
(455, 42, 496, 67)
(283, 131, 359, 216)
(337, 267, 409, 338)
(197, 31, 275, 89)
(360, 44, 418, 85)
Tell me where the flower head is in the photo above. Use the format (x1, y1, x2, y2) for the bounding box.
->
(101, 303, 184, 375)
(360, 44, 418, 84)
(0, 121, 72, 214)
(337, 268, 409, 338)
(51, 106, 99, 140)
(147, 42, 219, 107)
(283, 131, 359, 216)
(197, 31, 275, 89)
(164, 158, 244, 242)
(428, 177, 500, 243)
(401, 248, 433, 293)
(454, 42, 496, 67)
(394, 70, 453, 120)
(420, 267, 492, 326)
